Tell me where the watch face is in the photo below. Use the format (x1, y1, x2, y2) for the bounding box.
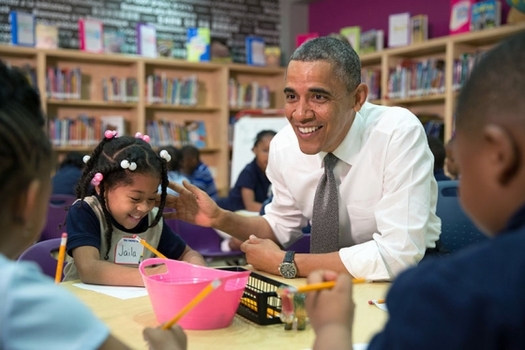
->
(280, 263, 297, 278)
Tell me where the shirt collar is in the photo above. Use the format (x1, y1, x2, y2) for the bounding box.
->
(502, 202, 525, 233)
(317, 103, 366, 167)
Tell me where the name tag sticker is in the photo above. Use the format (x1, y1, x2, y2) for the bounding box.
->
(114, 237, 144, 264)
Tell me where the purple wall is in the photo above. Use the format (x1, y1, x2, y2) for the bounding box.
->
(309, 0, 510, 41)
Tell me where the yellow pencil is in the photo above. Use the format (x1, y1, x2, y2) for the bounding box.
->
(161, 279, 222, 330)
(293, 277, 367, 294)
(368, 299, 386, 305)
(55, 232, 67, 284)
(133, 235, 167, 259)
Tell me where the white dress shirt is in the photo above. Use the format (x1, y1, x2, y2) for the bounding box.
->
(263, 102, 441, 281)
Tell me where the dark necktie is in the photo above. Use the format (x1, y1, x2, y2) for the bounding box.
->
(310, 153, 339, 253)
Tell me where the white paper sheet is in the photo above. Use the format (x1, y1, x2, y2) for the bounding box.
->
(302, 345, 367, 350)
(371, 300, 388, 312)
(73, 283, 148, 300)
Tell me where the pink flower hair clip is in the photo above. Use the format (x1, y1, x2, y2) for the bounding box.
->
(104, 130, 118, 139)
(135, 132, 150, 143)
(91, 172, 103, 186)
(120, 159, 137, 171)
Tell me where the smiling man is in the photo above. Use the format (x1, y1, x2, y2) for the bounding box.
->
(166, 36, 440, 281)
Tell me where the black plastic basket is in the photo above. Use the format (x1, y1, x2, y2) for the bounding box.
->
(219, 267, 288, 325)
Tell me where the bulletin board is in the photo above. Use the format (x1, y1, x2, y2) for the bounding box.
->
(230, 116, 288, 187)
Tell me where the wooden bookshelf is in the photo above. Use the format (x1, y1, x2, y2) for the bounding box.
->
(360, 22, 525, 141)
(4, 24, 521, 191)
(0, 46, 286, 195)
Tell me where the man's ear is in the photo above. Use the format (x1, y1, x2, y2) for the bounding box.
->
(352, 83, 368, 112)
(483, 124, 520, 186)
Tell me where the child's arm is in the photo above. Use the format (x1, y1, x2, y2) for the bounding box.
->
(179, 246, 206, 266)
(72, 246, 164, 286)
(241, 187, 263, 212)
(98, 326, 187, 350)
(305, 270, 355, 350)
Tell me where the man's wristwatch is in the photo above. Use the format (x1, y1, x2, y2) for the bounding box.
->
(278, 251, 297, 279)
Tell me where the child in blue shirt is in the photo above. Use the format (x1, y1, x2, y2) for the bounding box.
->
(63, 133, 205, 286)
(217, 129, 276, 212)
(180, 145, 218, 200)
(305, 31, 525, 350)
(0, 61, 185, 350)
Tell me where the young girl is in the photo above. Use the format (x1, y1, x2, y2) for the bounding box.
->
(63, 133, 206, 286)
(217, 130, 276, 212)
(0, 61, 185, 349)
(216, 130, 276, 252)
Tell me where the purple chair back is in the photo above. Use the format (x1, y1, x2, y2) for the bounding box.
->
(164, 219, 244, 261)
(18, 238, 64, 279)
(39, 194, 76, 242)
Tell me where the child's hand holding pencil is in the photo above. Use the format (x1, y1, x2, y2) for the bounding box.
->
(304, 270, 355, 347)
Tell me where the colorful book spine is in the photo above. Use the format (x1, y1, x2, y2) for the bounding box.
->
(186, 28, 210, 62)
(340, 26, 361, 53)
(10, 11, 35, 46)
(245, 36, 265, 66)
(137, 23, 157, 58)
(450, 0, 474, 34)
(79, 19, 103, 53)
(296, 32, 319, 48)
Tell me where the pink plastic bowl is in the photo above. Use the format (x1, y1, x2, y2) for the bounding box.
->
(139, 258, 250, 330)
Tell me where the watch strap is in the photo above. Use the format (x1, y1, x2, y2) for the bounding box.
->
(283, 250, 296, 263)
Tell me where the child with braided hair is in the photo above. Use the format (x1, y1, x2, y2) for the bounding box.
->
(63, 131, 205, 286)
(0, 60, 186, 349)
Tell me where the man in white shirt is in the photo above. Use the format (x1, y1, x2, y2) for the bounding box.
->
(165, 36, 441, 281)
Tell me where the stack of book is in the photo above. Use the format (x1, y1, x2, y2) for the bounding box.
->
(46, 67, 82, 100)
(48, 115, 101, 147)
(386, 59, 446, 99)
(228, 79, 271, 109)
(146, 74, 199, 106)
(102, 77, 139, 103)
(452, 51, 486, 91)
(146, 119, 207, 148)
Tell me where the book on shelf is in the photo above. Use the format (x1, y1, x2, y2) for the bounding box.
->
(245, 36, 265, 66)
(101, 115, 126, 136)
(450, 0, 474, 34)
(340, 26, 361, 53)
(211, 38, 232, 63)
(360, 29, 384, 54)
(186, 120, 207, 149)
(186, 27, 210, 62)
(157, 38, 174, 57)
(296, 32, 319, 47)
(102, 77, 138, 103)
(79, 18, 103, 53)
(388, 12, 411, 47)
(103, 28, 126, 53)
(10, 11, 35, 46)
(49, 115, 100, 147)
(410, 15, 428, 43)
(46, 67, 82, 100)
(264, 46, 281, 67)
(35, 23, 58, 49)
(137, 23, 157, 58)
(471, 0, 501, 31)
